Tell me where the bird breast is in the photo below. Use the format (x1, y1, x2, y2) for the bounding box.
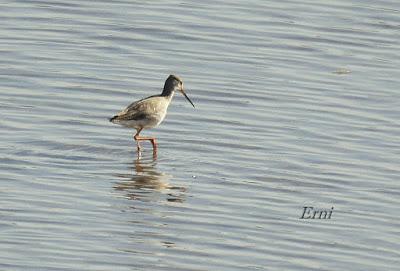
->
(140, 96, 170, 128)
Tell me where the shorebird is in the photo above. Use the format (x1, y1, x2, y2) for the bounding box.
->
(109, 75, 195, 153)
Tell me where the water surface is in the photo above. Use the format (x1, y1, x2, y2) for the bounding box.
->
(1, 1, 399, 270)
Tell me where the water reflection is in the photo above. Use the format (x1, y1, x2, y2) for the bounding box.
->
(114, 154, 186, 203)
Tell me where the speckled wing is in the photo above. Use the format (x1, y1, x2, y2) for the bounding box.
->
(109, 95, 160, 123)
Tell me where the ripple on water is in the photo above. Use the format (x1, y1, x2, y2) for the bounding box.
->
(1, 0, 400, 270)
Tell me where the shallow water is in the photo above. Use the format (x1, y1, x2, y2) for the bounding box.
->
(1, 1, 400, 270)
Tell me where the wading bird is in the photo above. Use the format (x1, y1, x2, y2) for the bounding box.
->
(110, 75, 195, 154)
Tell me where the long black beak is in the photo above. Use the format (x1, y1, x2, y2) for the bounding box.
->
(180, 88, 195, 108)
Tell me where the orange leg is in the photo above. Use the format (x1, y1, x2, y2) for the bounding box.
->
(136, 137, 157, 149)
(133, 128, 158, 151)
(133, 128, 143, 152)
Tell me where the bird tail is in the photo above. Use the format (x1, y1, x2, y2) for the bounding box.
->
(109, 115, 118, 123)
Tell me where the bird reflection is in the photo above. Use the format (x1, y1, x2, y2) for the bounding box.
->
(114, 153, 186, 203)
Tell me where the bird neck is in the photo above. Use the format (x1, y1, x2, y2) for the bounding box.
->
(166, 91, 175, 102)
(161, 88, 175, 98)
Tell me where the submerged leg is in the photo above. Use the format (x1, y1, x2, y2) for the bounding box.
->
(136, 136, 157, 149)
(152, 147, 157, 159)
(134, 128, 143, 152)
(133, 127, 158, 151)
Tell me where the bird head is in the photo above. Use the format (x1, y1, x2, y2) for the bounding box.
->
(164, 75, 195, 108)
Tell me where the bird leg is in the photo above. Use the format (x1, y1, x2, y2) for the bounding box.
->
(134, 131, 141, 152)
(133, 128, 158, 151)
(136, 137, 157, 149)
(133, 128, 143, 152)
